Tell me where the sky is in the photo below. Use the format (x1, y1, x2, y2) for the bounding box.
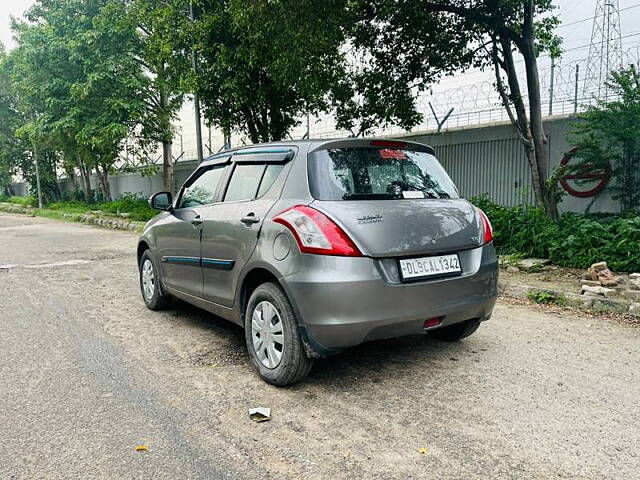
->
(0, 0, 31, 50)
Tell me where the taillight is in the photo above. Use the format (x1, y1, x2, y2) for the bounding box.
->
(476, 207, 494, 244)
(273, 205, 362, 257)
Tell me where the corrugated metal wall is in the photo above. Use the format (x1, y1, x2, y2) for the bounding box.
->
(10, 116, 621, 213)
(433, 138, 535, 206)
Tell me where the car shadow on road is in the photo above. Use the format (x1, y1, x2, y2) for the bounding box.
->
(303, 335, 476, 387)
(167, 298, 480, 386)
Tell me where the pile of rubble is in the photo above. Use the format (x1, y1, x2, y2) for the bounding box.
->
(581, 262, 640, 315)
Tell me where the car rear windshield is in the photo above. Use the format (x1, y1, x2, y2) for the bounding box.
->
(308, 147, 459, 200)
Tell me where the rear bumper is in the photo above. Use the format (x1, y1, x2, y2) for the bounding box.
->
(282, 244, 498, 355)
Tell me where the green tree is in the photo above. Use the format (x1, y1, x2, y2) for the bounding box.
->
(100, 0, 189, 193)
(0, 44, 27, 195)
(11, 0, 149, 202)
(570, 66, 640, 212)
(347, 0, 562, 220)
(184, 0, 351, 143)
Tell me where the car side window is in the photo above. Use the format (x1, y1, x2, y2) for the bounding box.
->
(224, 164, 265, 202)
(178, 164, 226, 208)
(257, 164, 284, 197)
(223, 162, 286, 202)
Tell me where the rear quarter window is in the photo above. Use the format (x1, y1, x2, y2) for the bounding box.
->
(308, 147, 459, 201)
(223, 163, 285, 202)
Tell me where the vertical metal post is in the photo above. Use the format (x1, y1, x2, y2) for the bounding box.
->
(548, 56, 556, 116)
(208, 125, 212, 154)
(33, 142, 43, 208)
(190, 2, 204, 163)
(574, 64, 580, 114)
(223, 126, 231, 150)
(306, 112, 310, 139)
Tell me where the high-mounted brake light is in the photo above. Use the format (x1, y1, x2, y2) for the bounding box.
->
(476, 207, 494, 245)
(370, 140, 407, 148)
(273, 205, 362, 257)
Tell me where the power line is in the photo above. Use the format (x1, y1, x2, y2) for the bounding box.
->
(558, 2, 640, 29)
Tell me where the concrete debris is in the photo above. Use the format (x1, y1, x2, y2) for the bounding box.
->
(580, 262, 640, 305)
(515, 258, 551, 272)
(581, 285, 617, 297)
(621, 290, 640, 302)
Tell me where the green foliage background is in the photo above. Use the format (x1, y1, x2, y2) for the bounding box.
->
(473, 195, 640, 272)
(570, 66, 640, 212)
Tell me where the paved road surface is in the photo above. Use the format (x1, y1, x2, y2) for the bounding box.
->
(0, 213, 638, 479)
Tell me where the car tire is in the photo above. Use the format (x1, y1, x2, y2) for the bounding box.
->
(245, 282, 313, 386)
(139, 250, 171, 310)
(428, 319, 481, 342)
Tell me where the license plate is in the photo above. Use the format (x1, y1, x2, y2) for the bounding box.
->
(399, 254, 462, 280)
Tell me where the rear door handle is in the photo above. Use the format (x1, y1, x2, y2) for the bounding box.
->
(191, 215, 203, 227)
(241, 213, 260, 225)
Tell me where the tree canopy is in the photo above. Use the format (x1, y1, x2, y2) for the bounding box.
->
(182, 0, 351, 143)
(346, 0, 562, 218)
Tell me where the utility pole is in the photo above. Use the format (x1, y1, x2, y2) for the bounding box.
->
(574, 64, 580, 114)
(548, 56, 555, 116)
(190, 2, 204, 163)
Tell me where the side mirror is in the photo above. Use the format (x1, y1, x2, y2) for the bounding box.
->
(149, 191, 173, 211)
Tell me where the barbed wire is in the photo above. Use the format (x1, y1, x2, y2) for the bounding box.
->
(299, 44, 640, 139)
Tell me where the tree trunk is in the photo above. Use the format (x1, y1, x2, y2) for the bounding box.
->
(520, 3, 560, 221)
(159, 84, 174, 194)
(76, 152, 92, 202)
(96, 165, 111, 202)
(162, 139, 174, 193)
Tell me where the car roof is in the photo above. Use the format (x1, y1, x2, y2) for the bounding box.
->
(200, 138, 435, 167)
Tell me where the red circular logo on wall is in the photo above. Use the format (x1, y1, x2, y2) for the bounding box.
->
(559, 147, 611, 198)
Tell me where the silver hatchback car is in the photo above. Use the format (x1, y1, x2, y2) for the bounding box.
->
(138, 139, 498, 385)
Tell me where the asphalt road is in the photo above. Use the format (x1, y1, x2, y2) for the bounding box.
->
(0, 213, 639, 480)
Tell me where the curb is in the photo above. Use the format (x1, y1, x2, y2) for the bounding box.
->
(0, 202, 145, 233)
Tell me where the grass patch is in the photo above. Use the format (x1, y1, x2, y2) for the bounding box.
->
(0, 195, 38, 207)
(527, 289, 567, 306)
(1, 193, 155, 223)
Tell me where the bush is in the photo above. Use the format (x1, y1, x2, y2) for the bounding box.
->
(5, 196, 38, 207)
(98, 193, 155, 222)
(472, 195, 640, 272)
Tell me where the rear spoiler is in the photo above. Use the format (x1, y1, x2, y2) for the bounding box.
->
(232, 148, 295, 164)
(309, 139, 435, 156)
